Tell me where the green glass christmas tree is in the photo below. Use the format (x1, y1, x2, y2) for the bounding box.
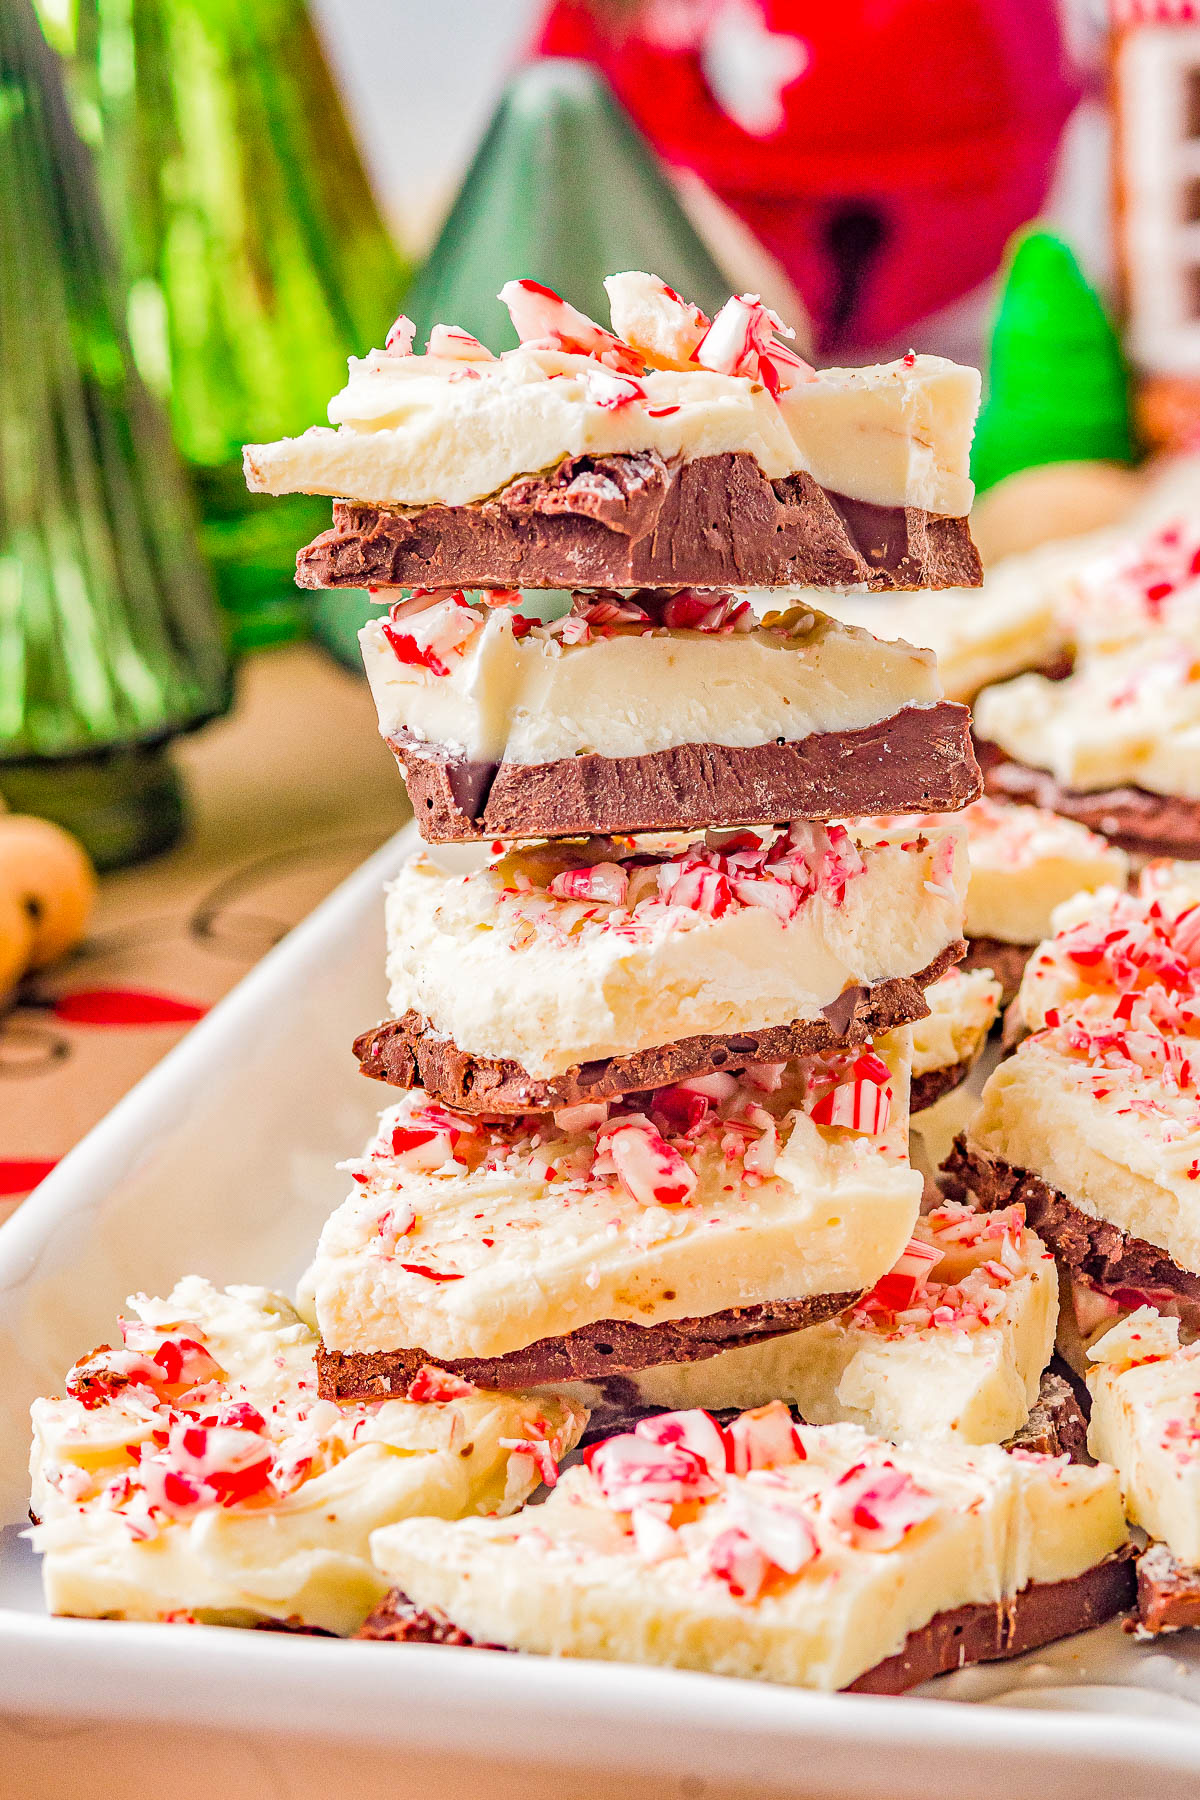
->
(35, 0, 408, 649)
(971, 229, 1135, 493)
(312, 57, 734, 664)
(0, 0, 231, 867)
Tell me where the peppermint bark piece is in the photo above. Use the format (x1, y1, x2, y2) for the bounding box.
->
(366, 1409, 1130, 1692)
(27, 1280, 584, 1634)
(560, 1201, 1056, 1447)
(358, 591, 980, 842)
(909, 966, 1002, 1111)
(244, 276, 981, 592)
(361, 822, 967, 1113)
(975, 636, 1200, 859)
(886, 797, 1128, 1005)
(310, 1039, 921, 1396)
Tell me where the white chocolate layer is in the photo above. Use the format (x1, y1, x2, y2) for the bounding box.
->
(360, 602, 944, 767)
(564, 1202, 1056, 1446)
(818, 565, 1066, 704)
(244, 340, 977, 514)
(370, 1418, 1125, 1691)
(310, 1041, 921, 1361)
(970, 1026, 1200, 1278)
(887, 797, 1128, 946)
(974, 636, 1200, 800)
(28, 1280, 584, 1633)
(1087, 1310, 1200, 1564)
(910, 966, 1001, 1078)
(385, 822, 966, 1078)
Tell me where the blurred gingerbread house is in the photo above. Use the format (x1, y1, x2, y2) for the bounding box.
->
(1113, 0, 1200, 445)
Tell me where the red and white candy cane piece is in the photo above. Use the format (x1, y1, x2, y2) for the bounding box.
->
(605, 272, 710, 370)
(552, 1099, 610, 1135)
(548, 862, 629, 906)
(725, 1401, 805, 1475)
(825, 1463, 938, 1550)
(727, 1489, 819, 1576)
(499, 1435, 561, 1489)
(859, 1237, 943, 1316)
(707, 1526, 770, 1600)
(600, 1116, 697, 1206)
(120, 1321, 225, 1391)
(634, 1409, 728, 1478)
(807, 1052, 893, 1135)
(584, 368, 646, 409)
(584, 1432, 719, 1509)
(386, 1122, 461, 1172)
(657, 860, 734, 917)
(384, 313, 416, 355)
(406, 1365, 477, 1404)
(381, 594, 480, 678)
(694, 294, 815, 398)
(498, 279, 643, 376)
(425, 323, 495, 361)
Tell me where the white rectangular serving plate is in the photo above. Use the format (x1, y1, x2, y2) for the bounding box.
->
(4, 824, 1200, 1800)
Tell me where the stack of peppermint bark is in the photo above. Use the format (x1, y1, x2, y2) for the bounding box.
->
(245, 273, 985, 1413)
(58, 271, 1125, 1688)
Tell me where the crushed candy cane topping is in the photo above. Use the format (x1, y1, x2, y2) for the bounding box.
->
(849, 1202, 1040, 1336)
(375, 275, 812, 406)
(579, 1405, 945, 1600)
(346, 1040, 904, 1246)
(43, 1304, 570, 1538)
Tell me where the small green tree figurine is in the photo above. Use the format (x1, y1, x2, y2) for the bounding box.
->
(972, 229, 1136, 493)
(0, 0, 230, 866)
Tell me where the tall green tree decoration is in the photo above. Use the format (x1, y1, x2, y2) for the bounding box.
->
(36, 0, 408, 648)
(0, 0, 230, 867)
(972, 229, 1135, 493)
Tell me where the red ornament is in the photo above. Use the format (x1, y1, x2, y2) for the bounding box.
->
(535, 1, 1080, 352)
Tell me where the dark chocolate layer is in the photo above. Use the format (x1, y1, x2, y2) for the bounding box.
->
(316, 1291, 860, 1400)
(977, 743, 1200, 861)
(940, 1138, 1200, 1305)
(1005, 1370, 1090, 1462)
(910, 1058, 973, 1115)
(1135, 1544, 1200, 1635)
(355, 942, 965, 1113)
(392, 703, 981, 842)
(296, 451, 982, 593)
(961, 936, 1033, 1008)
(356, 1551, 1135, 1691)
(847, 1548, 1136, 1694)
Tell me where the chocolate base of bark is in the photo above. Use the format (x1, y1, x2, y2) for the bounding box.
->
(1134, 1543, 1200, 1634)
(961, 936, 1033, 1008)
(296, 451, 982, 593)
(910, 1057, 974, 1115)
(316, 1292, 861, 1399)
(977, 744, 1200, 860)
(355, 944, 965, 1114)
(1005, 1370, 1090, 1462)
(940, 1137, 1200, 1307)
(847, 1548, 1136, 1694)
(392, 704, 982, 843)
(357, 1550, 1135, 1692)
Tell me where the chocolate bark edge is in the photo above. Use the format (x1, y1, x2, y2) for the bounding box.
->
(960, 937, 1033, 1009)
(1134, 1543, 1200, 1635)
(1004, 1370, 1090, 1462)
(316, 1291, 861, 1399)
(391, 703, 982, 843)
(978, 744, 1200, 861)
(847, 1547, 1136, 1695)
(909, 1057, 973, 1116)
(296, 451, 982, 594)
(939, 1137, 1200, 1307)
(355, 941, 966, 1113)
(357, 1552, 1136, 1691)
